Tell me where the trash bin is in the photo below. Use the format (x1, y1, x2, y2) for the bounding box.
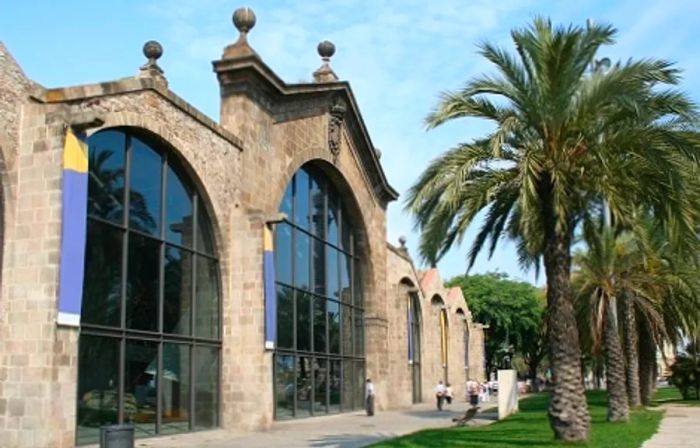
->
(99, 424, 134, 448)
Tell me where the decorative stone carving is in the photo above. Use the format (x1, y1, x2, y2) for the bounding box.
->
(328, 96, 347, 162)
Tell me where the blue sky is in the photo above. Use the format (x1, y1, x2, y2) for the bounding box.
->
(3, 0, 700, 285)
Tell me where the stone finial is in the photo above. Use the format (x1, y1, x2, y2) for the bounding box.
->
(398, 235, 407, 248)
(313, 40, 339, 82)
(223, 7, 258, 59)
(139, 40, 167, 85)
(374, 147, 382, 159)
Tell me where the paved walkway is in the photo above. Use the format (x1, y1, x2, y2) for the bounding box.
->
(131, 400, 497, 448)
(642, 404, 700, 448)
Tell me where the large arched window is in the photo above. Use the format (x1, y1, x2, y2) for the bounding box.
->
(408, 289, 422, 403)
(76, 129, 220, 444)
(273, 164, 364, 419)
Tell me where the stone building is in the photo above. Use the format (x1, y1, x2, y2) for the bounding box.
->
(0, 7, 485, 448)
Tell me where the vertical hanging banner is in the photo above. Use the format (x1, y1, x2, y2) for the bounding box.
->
(263, 224, 277, 349)
(407, 295, 414, 363)
(57, 128, 89, 326)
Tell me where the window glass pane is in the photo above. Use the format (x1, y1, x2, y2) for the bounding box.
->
(328, 301, 340, 354)
(310, 175, 325, 239)
(355, 361, 365, 410)
(296, 356, 312, 418)
(165, 166, 193, 247)
(76, 335, 119, 445)
(327, 190, 339, 246)
(294, 230, 310, 290)
(195, 204, 215, 255)
(274, 223, 292, 286)
(339, 254, 351, 304)
(161, 343, 190, 435)
(293, 170, 309, 230)
(194, 346, 219, 429)
(313, 358, 328, 414)
(88, 131, 125, 223)
(329, 360, 341, 414)
(340, 212, 352, 254)
(163, 246, 192, 335)
(342, 305, 353, 356)
(128, 138, 161, 236)
(195, 257, 220, 339)
(312, 238, 325, 296)
(274, 354, 295, 420)
(353, 258, 363, 308)
(313, 297, 327, 353)
(276, 285, 294, 349)
(126, 233, 159, 332)
(124, 340, 158, 438)
(354, 311, 364, 356)
(82, 220, 122, 327)
(342, 360, 353, 410)
(280, 178, 293, 220)
(326, 247, 339, 300)
(296, 292, 311, 352)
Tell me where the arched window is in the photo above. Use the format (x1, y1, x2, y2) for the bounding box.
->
(76, 129, 220, 444)
(456, 308, 469, 370)
(273, 164, 364, 419)
(431, 295, 448, 383)
(408, 289, 422, 403)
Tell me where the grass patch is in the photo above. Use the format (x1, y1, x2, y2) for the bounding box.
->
(652, 386, 700, 406)
(370, 391, 662, 448)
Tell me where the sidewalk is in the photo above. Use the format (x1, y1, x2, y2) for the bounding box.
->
(129, 399, 497, 448)
(641, 404, 700, 448)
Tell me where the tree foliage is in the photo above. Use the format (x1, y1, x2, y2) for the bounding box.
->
(446, 272, 544, 375)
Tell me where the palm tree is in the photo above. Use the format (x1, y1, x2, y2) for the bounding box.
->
(573, 227, 642, 421)
(406, 18, 700, 441)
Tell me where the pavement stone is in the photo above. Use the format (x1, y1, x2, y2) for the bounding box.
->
(642, 404, 700, 448)
(122, 399, 497, 448)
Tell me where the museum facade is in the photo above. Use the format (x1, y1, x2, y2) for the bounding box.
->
(0, 8, 485, 447)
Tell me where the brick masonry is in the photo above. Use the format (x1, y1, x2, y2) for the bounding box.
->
(0, 28, 485, 447)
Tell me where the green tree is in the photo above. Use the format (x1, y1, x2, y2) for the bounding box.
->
(446, 273, 544, 376)
(405, 18, 700, 441)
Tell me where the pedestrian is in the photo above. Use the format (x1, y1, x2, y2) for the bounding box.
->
(445, 383, 453, 405)
(365, 378, 375, 416)
(435, 380, 446, 410)
(467, 378, 479, 408)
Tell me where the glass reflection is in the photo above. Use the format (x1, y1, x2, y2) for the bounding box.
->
(294, 170, 309, 230)
(195, 256, 220, 339)
(274, 355, 294, 420)
(296, 292, 311, 352)
(87, 130, 125, 224)
(76, 335, 119, 445)
(326, 247, 339, 300)
(160, 343, 190, 435)
(339, 255, 351, 304)
(163, 246, 192, 335)
(342, 361, 353, 410)
(82, 220, 122, 327)
(328, 301, 340, 354)
(329, 360, 341, 414)
(327, 190, 339, 246)
(129, 138, 161, 235)
(275, 223, 292, 286)
(194, 346, 219, 429)
(165, 166, 193, 247)
(313, 297, 327, 353)
(124, 340, 158, 438)
(314, 358, 328, 414)
(310, 176, 325, 238)
(277, 285, 294, 349)
(296, 357, 312, 417)
(126, 234, 159, 332)
(294, 230, 310, 290)
(341, 305, 353, 356)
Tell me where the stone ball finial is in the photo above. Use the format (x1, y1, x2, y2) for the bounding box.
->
(374, 147, 382, 159)
(398, 235, 407, 247)
(233, 7, 256, 34)
(318, 40, 336, 61)
(143, 40, 163, 61)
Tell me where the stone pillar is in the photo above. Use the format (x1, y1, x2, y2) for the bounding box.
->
(498, 369, 518, 420)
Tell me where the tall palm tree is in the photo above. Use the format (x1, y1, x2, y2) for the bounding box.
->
(573, 227, 631, 421)
(406, 18, 700, 441)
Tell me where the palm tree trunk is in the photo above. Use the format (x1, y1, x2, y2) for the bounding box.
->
(604, 297, 629, 422)
(543, 229, 591, 441)
(621, 292, 641, 407)
(638, 319, 655, 405)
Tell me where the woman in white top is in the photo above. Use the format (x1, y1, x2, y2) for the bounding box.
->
(365, 378, 375, 416)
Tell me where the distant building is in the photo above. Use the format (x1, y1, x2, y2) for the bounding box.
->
(0, 7, 485, 447)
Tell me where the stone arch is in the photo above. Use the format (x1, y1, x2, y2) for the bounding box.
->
(87, 123, 225, 258)
(273, 156, 376, 309)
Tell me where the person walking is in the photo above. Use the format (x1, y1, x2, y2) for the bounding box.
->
(365, 378, 375, 416)
(445, 383, 453, 405)
(467, 378, 479, 408)
(435, 380, 446, 411)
